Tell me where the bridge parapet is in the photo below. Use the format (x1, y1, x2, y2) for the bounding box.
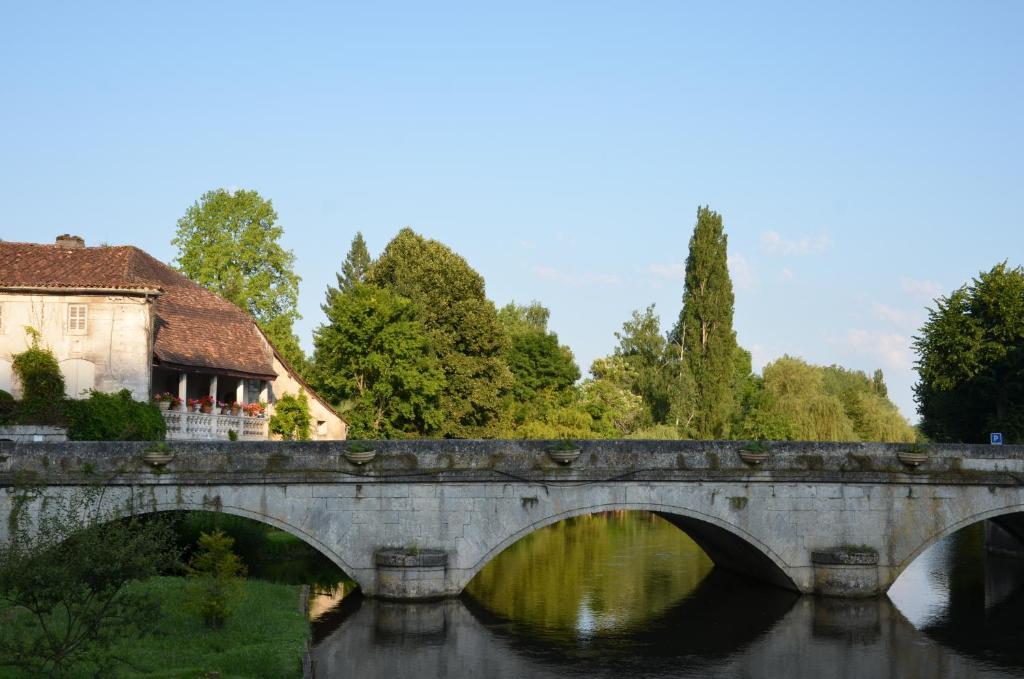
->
(1, 439, 1023, 487)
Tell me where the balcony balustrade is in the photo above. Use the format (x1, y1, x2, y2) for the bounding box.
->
(161, 409, 268, 441)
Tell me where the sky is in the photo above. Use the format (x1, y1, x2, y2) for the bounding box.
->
(2, 2, 1022, 420)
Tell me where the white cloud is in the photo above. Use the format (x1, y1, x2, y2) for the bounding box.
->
(833, 329, 913, 371)
(781, 267, 794, 281)
(533, 265, 622, 287)
(873, 303, 921, 331)
(761, 229, 830, 256)
(647, 262, 686, 281)
(900, 277, 944, 301)
(728, 252, 757, 292)
(518, 240, 536, 250)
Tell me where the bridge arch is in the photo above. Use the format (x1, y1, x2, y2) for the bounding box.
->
(459, 502, 799, 593)
(889, 502, 1024, 588)
(130, 501, 360, 583)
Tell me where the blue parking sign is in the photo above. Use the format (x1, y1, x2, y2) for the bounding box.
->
(991, 432, 1004, 445)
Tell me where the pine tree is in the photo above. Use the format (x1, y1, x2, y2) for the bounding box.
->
(670, 206, 737, 439)
(323, 232, 372, 310)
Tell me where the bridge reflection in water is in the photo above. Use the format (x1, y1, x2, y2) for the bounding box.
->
(309, 513, 1024, 679)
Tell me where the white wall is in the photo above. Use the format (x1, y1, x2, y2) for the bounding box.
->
(0, 292, 154, 400)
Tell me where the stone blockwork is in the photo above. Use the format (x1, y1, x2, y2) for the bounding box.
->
(3, 439, 1024, 599)
(0, 425, 68, 442)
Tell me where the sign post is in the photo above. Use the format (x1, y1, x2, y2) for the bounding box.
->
(991, 432, 1004, 445)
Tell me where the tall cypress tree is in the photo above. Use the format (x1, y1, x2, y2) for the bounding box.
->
(671, 206, 737, 439)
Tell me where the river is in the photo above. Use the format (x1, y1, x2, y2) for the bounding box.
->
(306, 512, 1024, 678)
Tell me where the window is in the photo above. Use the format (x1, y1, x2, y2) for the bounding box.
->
(68, 304, 88, 333)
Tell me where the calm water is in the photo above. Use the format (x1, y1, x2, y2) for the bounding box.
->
(308, 512, 1024, 679)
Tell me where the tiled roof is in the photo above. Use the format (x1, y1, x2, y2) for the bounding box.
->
(0, 241, 277, 379)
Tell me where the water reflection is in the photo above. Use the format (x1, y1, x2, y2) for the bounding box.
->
(310, 513, 1024, 678)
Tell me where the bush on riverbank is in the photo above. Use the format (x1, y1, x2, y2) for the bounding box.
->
(1, 577, 309, 678)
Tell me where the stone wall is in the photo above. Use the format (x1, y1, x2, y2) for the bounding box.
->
(0, 292, 153, 399)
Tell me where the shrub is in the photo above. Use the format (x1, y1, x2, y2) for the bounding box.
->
(64, 390, 166, 441)
(0, 390, 14, 425)
(10, 328, 65, 425)
(268, 392, 311, 440)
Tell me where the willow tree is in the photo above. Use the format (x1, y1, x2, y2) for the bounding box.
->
(670, 207, 737, 439)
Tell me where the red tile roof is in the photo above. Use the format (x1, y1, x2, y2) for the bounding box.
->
(0, 241, 277, 379)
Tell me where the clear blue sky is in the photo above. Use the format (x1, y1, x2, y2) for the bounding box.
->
(2, 2, 1022, 420)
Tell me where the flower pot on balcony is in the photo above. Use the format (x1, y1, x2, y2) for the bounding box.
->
(200, 405, 213, 414)
(157, 400, 171, 411)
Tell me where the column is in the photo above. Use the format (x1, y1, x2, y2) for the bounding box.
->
(209, 375, 218, 400)
(177, 372, 187, 402)
(236, 380, 245, 404)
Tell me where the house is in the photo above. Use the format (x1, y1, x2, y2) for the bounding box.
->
(0, 235, 346, 440)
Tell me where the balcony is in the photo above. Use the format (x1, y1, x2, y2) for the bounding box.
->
(161, 409, 268, 441)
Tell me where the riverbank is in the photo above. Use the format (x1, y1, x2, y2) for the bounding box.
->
(2, 576, 310, 678)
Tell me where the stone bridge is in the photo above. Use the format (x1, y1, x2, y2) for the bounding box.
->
(2, 440, 1023, 599)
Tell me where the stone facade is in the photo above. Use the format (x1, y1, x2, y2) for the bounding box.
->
(0, 292, 154, 399)
(3, 440, 1024, 599)
(0, 425, 68, 442)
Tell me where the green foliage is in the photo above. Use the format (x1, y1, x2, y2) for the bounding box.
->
(367, 228, 512, 437)
(0, 487, 179, 676)
(914, 262, 1024, 443)
(324, 232, 372, 310)
(186, 530, 248, 630)
(10, 328, 65, 425)
(737, 356, 915, 442)
(615, 305, 674, 426)
(172, 188, 307, 372)
(64, 389, 166, 441)
(670, 206, 738, 439)
(312, 282, 445, 438)
(268, 392, 312, 441)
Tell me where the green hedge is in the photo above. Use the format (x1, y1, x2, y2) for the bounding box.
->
(64, 390, 166, 441)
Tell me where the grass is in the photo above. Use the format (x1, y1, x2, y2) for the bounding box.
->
(2, 577, 310, 679)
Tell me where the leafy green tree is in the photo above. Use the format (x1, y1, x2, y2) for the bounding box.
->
(268, 392, 312, 441)
(172, 188, 307, 371)
(186, 530, 247, 630)
(367, 228, 512, 437)
(914, 262, 1024, 443)
(670, 207, 738, 439)
(64, 389, 166, 441)
(312, 282, 444, 438)
(0, 487, 178, 676)
(614, 306, 674, 426)
(499, 302, 579, 403)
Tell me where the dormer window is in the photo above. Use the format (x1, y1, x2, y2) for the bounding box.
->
(68, 304, 88, 334)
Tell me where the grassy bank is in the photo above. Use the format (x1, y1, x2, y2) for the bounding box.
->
(2, 576, 310, 679)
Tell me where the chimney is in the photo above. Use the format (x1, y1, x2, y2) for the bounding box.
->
(55, 234, 85, 249)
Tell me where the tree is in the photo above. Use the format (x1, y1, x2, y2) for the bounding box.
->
(185, 529, 247, 630)
(670, 207, 738, 439)
(172, 188, 307, 371)
(499, 302, 579, 402)
(268, 392, 312, 441)
(914, 262, 1024, 443)
(367, 228, 512, 437)
(614, 306, 674, 427)
(0, 487, 178, 676)
(324, 232, 372, 310)
(312, 282, 445, 438)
